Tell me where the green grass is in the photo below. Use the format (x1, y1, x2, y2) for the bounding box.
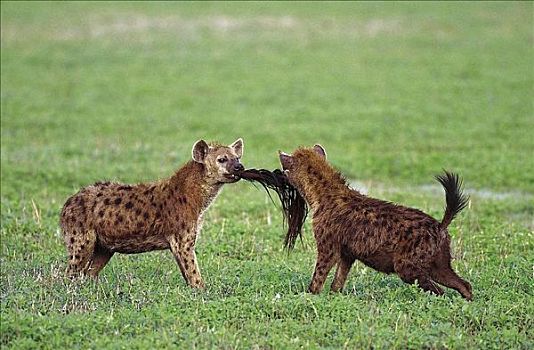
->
(1, 2, 533, 349)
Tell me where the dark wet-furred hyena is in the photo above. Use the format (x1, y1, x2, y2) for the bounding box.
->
(278, 144, 472, 300)
(60, 138, 244, 288)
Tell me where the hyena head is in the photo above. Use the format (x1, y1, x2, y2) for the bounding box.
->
(192, 138, 245, 184)
(278, 144, 327, 192)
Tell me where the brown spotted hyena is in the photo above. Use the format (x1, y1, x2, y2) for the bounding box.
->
(60, 138, 245, 288)
(279, 144, 472, 300)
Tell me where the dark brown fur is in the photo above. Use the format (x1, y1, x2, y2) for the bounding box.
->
(239, 168, 308, 248)
(279, 145, 472, 300)
(60, 139, 244, 288)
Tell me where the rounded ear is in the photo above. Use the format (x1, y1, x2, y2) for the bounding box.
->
(192, 140, 209, 163)
(230, 138, 244, 158)
(313, 144, 327, 159)
(278, 151, 293, 168)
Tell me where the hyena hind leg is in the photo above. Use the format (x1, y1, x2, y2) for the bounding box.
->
(395, 260, 444, 296)
(431, 241, 473, 300)
(431, 266, 472, 301)
(65, 229, 96, 277)
(87, 244, 114, 278)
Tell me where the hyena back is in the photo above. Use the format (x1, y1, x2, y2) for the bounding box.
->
(279, 145, 472, 300)
(60, 138, 244, 288)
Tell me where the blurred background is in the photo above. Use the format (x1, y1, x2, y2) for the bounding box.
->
(2, 2, 532, 197)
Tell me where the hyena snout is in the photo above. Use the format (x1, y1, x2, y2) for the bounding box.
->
(224, 158, 244, 174)
(232, 162, 244, 173)
(221, 159, 245, 182)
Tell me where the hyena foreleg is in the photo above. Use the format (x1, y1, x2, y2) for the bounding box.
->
(308, 243, 338, 294)
(330, 254, 356, 292)
(168, 234, 205, 289)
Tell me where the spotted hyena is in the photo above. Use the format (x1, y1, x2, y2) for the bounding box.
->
(278, 144, 472, 300)
(60, 138, 244, 288)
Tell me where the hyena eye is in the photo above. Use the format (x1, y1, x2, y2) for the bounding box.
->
(217, 157, 228, 164)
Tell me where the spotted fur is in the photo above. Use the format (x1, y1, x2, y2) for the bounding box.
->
(60, 139, 244, 288)
(279, 145, 472, 300)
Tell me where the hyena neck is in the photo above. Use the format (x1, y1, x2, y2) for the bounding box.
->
(168, 161, 223, 215)
(299, 165, 354, 211)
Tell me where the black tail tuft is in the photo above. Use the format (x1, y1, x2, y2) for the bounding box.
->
(435, 171, 470, 228)
(239, 169, 308, 250)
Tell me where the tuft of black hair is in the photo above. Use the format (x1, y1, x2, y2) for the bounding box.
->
(239, 169, 308, 250)
(435, 171, 470, 228)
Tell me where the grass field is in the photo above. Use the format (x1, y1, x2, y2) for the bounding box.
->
(1, 2, 533, 349)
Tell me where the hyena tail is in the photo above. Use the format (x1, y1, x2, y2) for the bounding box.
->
(435, 171, 469, 229)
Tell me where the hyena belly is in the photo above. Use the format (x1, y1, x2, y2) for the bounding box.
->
(61, 182, 170, 255)
(96, 230, 169, 254)
(341, 224, 396, 274)
(359, 213, 443, 272)
(355, 249, 396, 273)
(335, 203, 441, 274)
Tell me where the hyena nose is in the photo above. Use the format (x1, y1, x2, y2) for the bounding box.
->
(233, 163, 244, 172)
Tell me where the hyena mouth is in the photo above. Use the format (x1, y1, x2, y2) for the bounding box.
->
(239, 168, 308, 250)
(224, 174, 241, 181)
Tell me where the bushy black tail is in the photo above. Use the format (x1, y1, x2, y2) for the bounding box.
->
(239, 169, 308, 250)
(435, 171, 470, 228)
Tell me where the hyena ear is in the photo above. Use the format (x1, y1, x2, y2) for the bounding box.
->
(279, 151, 293, 168)
(313, 144, 327, 159)
(230, 138, 244, 158)
(192, 140, 209, 163)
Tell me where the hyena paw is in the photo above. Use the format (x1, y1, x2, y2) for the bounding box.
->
(189, 279, 205, 289)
